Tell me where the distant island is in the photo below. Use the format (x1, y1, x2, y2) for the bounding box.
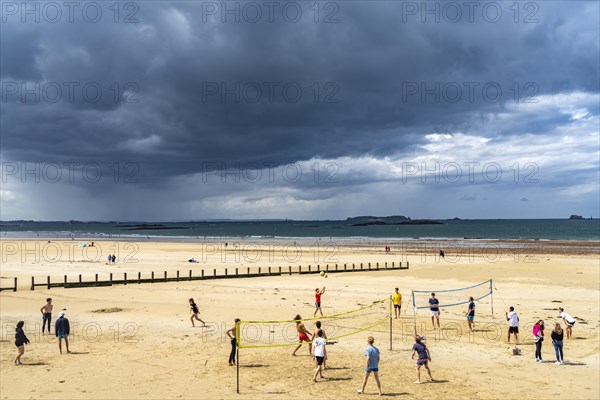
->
(346, 216, 443, 226)
(569, 215, 584, 220)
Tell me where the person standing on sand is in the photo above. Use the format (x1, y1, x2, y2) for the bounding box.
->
(312, 321, 328, 369)
(506, 306, 519, 345)
(314, 287, 326, 317)
(226, 319, 240, 366)
(466, 296, 475, 332)
(429, 293, 440, 329)
(357, 336, 382, 396)
(14, 321, 30, 366)
(551, 323, 564, 364)
(533, 320, 545, 362)
(392, 288, 402, 319)
(292, 315, 313, 356)
(40, 297, 53, 335)
(189, 298, 206, 327)
(111, 254, 116, 265)
(312, 329, 327, 382)
(107, 254, 112, 265)
(558, 308, 576, 339)
(412, 335, 433, 384)
(55, 310, 71, 354)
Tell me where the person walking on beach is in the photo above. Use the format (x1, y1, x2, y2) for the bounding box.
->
(40, 297, 53, 335)
(429, 293, 440, 329)
(357, 336, 382, 396)
(466, 296, 475, 332)
(111, 254, 116, 265)
(533, 319, 545, 362)
(189, 298, 206, 327)
(312, 329, 327, 382)
(412, 335, 433, 384)
(558, 308, 576, 339)
(14, 321, 30, 366)
(551, 323, 564, 364)
(393, 288, 402, 319)
(314, 287, 326, 317)
(506, 306, 519, 345)
(226, 319, 240, 366)
(107, 254, 112, 265)
(292, 315, 313, 356)
(55, 310, 71, 354)
(312, 321, 328, 368)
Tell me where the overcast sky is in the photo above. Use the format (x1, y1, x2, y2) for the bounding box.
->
(1, 1, 598, 220)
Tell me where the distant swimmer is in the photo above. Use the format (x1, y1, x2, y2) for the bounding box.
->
(292, 315, 313, 356)
(314, 287, 326, 317)
(189, 298, 206, 327)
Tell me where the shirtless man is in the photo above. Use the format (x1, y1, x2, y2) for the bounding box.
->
(226, 319, 240, 366)
(292, 314, 313, 356)
(40, 298, 53, 335)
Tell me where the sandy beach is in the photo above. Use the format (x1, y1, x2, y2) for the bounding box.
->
(1, 239, 599, 399)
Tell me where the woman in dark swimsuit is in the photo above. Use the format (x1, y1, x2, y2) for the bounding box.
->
(189, 298, 206, 327)
(14, 321, 30, 366)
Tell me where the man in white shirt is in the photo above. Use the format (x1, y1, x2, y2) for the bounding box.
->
(312, 329, 327, 382)
(505, 306, 519, 345)
(559, 307, 576, 339)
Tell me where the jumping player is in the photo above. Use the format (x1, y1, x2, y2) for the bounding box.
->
(314, 287, 326, 317)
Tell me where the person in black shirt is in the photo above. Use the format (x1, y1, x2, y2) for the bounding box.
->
(55, 310, 71, 354)
(551, 323, 564, 364)
(466, 296, 475, 332)
(429, 293, 440, 329)
(189, 298, 205, 327)
(14, 321, 30, 365)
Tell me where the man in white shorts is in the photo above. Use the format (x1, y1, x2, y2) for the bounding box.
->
(429, 293, 440, 329)
(559, 307, 576, 339)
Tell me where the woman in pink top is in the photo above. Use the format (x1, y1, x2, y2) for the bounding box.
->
(533, 320, 545, 362)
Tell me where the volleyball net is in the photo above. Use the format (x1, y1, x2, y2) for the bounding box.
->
(411, 279, 494, 315)
(234, 297, 393, 393)
(236, 297, 391, 349)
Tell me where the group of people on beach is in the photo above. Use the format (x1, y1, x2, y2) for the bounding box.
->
(14, 298, 72, 365)
(106, 254, 116, 265)
(506, 306, 576, 364)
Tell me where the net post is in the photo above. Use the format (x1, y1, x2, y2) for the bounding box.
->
(412, 291, 417, 336)
(389, 295, 393, 350)
(236, 320, 240, 394)
(490, 279, 494, 317)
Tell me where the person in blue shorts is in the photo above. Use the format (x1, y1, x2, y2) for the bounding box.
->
(55, 310, 71, 354)
(412, 335, 433, 384)
(466, 296, 475, 332)
(357, 336, 382, 396)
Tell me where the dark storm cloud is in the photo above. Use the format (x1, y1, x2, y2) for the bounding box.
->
(2, 1, 598, 182)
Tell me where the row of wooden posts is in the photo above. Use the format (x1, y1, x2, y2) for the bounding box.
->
(0, 261, 409, 292)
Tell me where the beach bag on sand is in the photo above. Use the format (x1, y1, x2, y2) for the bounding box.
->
(508, 347, 522, 355)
